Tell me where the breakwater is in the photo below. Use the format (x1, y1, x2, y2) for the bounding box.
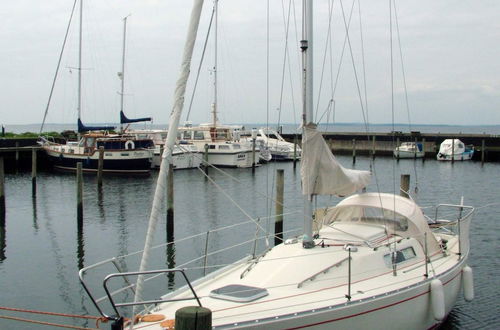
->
(282, 131, 500, 161)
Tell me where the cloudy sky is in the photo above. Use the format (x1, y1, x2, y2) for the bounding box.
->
(0, 0, 498, 128)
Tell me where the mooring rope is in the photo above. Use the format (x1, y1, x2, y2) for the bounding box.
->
(0, 306, 107, 329)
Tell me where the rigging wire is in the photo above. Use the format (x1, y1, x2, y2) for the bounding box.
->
(39, 0, 78, 135)
(185, 6, 216, 122)
(393, 0, 420, 194)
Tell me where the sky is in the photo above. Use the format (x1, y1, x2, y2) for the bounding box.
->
(0, 0, 499, 129)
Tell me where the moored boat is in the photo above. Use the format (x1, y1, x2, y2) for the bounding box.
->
(394, 141, 425, 159)
(437, 139, 474, 161)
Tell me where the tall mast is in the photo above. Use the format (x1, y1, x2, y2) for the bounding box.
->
(119, 15, 130, 132)
(211, 0, 219, 130)
(77, 0, 83, 135)
(301, 0, 314, 248)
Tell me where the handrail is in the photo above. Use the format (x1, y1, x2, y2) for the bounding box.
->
(297, 256, 349, 288)
(103, 268, 201, 319)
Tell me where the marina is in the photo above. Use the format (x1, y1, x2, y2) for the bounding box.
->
(1, 0, 499, 328)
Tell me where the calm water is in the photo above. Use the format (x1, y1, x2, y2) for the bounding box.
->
(0, 156, 498, 329)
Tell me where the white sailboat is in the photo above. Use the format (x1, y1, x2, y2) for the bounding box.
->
(178, 0, 260, 168)
(79, 0, 474, 328)
(394, 141, 425, 159)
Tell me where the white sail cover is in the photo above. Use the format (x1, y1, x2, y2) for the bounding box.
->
(301, 124, 371, 196)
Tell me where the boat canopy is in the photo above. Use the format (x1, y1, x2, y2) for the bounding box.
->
(120, 110, 152, 124)
(301, 124, 371, 196)
(322, 193, 440, 253)
(78, 119, 115, 133)
(439, 139, 467, 154)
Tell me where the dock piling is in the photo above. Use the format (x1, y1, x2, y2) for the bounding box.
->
(293, 135, 298, 170)
(76, 162, 83, 227)
(481, 140, 485, 165)
(167, 163, 174, 242)
(0, 157, 5, 226)
(352, 139, 356, 164)
(97, 146, 104, 186)
(400, 174, 410, 199)
(31, 148, 37, 197)
(275, 169, 284, 246)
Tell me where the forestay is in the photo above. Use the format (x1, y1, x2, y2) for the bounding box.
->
(301, 124, 371, 196)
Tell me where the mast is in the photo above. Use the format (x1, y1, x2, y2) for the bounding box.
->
(119, 15, 130, 132)
(211, 0, 219, 131)
(133, 0, 205, 318)
(77, 0, 83, 139)
(301, 0, 314, 248)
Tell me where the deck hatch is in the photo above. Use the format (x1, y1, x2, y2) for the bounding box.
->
(209, 285, 268, 302)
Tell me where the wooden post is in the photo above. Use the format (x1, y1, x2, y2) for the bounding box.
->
(77, 162, 83, 227)
(32, 148, 37, 197)
(0, 157, 5, 227)
(451, 138, 455, 164)
(175, 306, 212, 330)
(252, 138, 256, 173)
(422, 138, 426, 162)
(204, 144, 209, 175)
(275, 169, 284, 246)
(293, 134, 298, 170)
(414, 137, 418, 159)
(97, 146, 104, 187)
(167, 163, 174, 242)
(15, 141, 19, 171)
(481, 139, 485, 165)
(396, 137, 400, 160)
(400, 174, 410, 199)
(372, 135, 376, 159)
(352, 139, 356, 164)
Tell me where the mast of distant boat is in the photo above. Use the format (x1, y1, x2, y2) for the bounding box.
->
(77, 0, 83, 139)
(211, 0, 219, 137)
(301, 0, 314, 248)
(119, 15, 131, 132)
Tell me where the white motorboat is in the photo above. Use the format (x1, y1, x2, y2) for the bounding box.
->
(178, 122, 259, 168)
(437, 139, 474, 161)
(79, 0, 474, 328)
(241, 128, 301, 161)
(127, 129, 202, 169)
(394, 141, 425, 159)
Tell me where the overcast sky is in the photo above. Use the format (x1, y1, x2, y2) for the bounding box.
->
(1, 0, 499, 128)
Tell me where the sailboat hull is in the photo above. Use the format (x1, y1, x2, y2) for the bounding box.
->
(43, 146, 152, 174)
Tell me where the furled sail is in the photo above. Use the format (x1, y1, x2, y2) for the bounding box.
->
(120, 110, 152, 124)
(301, 124, 371, 196)
(77, 118, 115, 133)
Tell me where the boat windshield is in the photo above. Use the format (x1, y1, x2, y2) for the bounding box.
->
(327, 206, 409, 232)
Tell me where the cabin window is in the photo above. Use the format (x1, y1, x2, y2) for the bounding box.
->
(233, 144, 241, 149)
(329, 206, 409, 232)
(182, 131, 192, 140)
(216, 130, 228, 139)
(383, 247, 416, 267)
(86, 137, 96, 148)
(69, 149, 74, 154)
(219, 145, 230, 150)
(209, 145, 216, 149)
(193, 131, 204, 140)
(458, 143, 464, 148)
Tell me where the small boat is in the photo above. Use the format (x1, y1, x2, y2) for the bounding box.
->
(394, 141, 424, 159)
(436, 139, 474, 161)
(39, 6, 154, 175)
(240, 127, 301, 161)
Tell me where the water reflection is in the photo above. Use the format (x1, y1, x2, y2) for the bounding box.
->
(32, 196, 38, 231)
